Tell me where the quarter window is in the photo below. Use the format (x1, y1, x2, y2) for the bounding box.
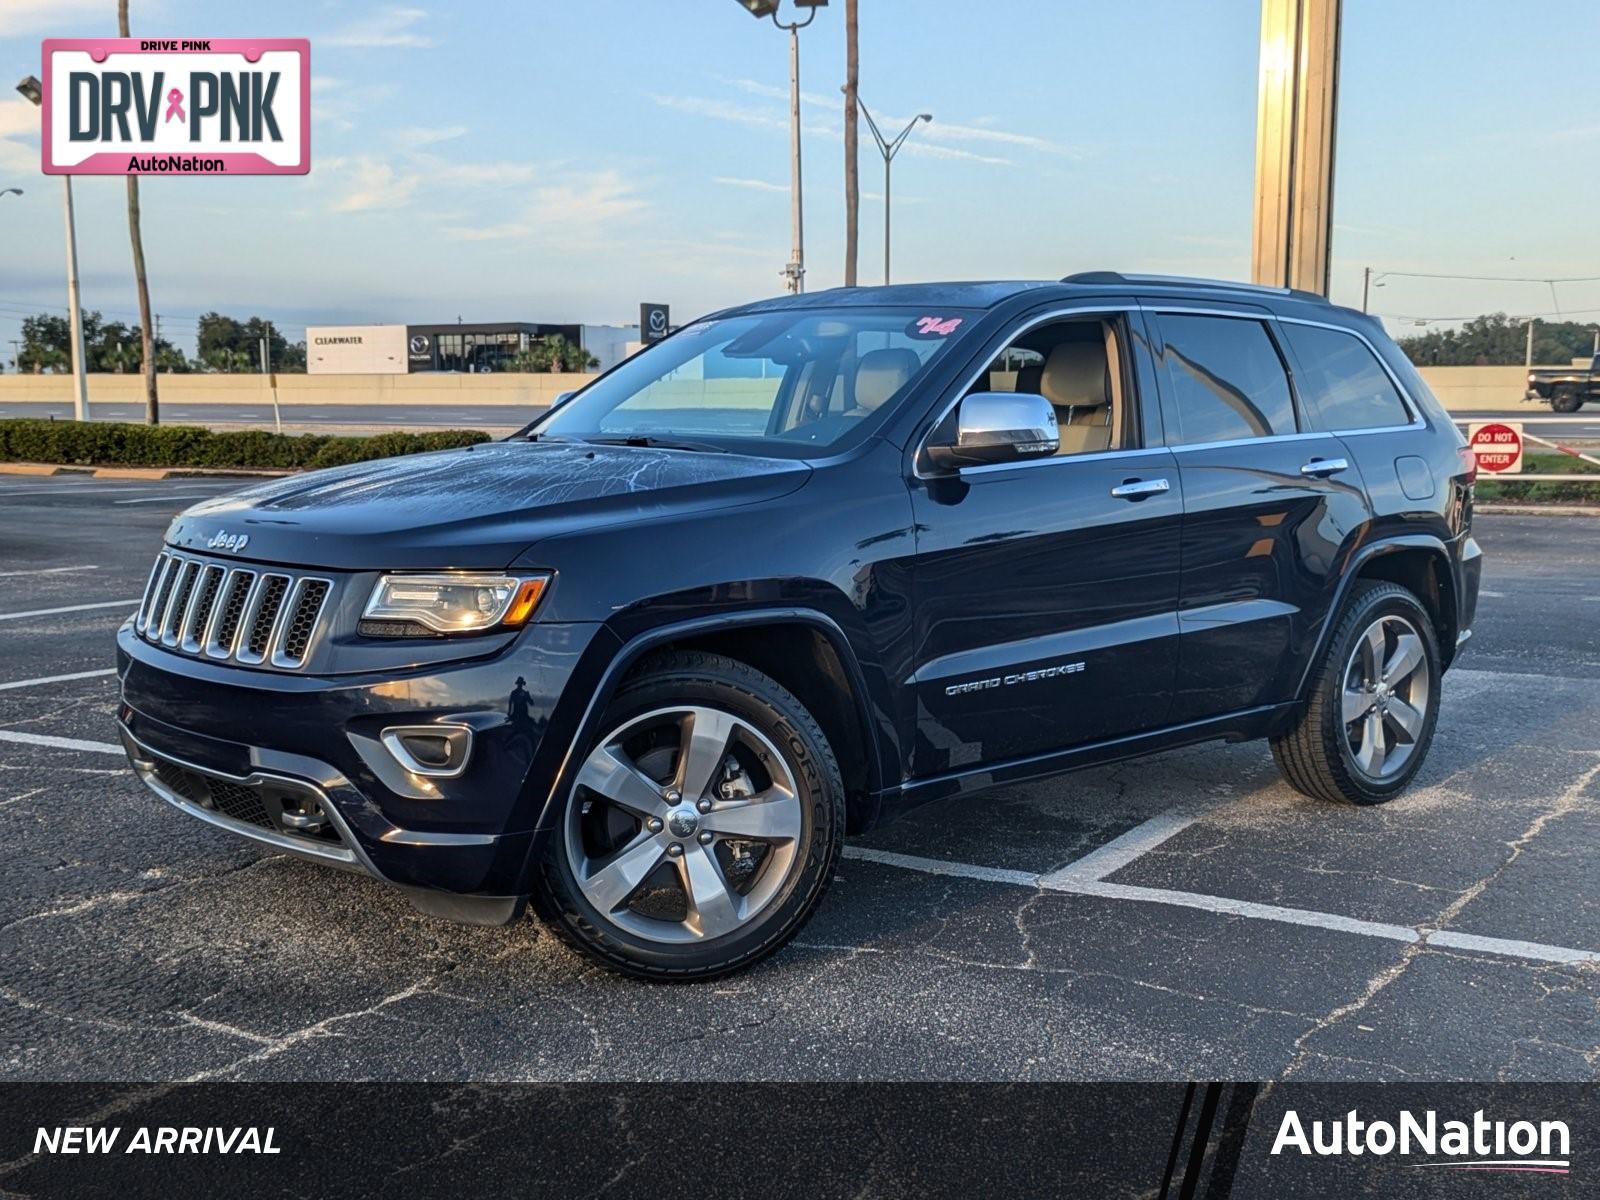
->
(1280, 323, 1412, 430)
(1157, 315, 1296, 444)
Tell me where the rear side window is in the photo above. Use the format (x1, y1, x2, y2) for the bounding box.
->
(1280, 322, 1412, 431)
(1156, 315, 1296, 444)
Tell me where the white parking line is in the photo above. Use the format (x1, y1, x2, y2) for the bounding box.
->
(1038, 810, 1196, 888)
(112, 495, 212, 506)
(0, 730, 123, 756)
(0, 668, 116, 691)
(0, 565, 99, 578)
(844, 810, 1600, 968)
(0, 599, 141, 621)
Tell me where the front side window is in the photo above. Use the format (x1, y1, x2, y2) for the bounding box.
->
(961, 317, 1130, 456)
(1280, 322, 1412, 431)
(532, 307, 970, 457)
(1156, 314, 1296, 444)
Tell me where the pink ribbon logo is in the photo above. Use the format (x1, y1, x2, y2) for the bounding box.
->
(164, 88, 185, 123)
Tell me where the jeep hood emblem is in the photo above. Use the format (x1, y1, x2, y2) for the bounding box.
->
(207, 530, 250, 553)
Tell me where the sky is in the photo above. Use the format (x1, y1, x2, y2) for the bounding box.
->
(1, 0, 1598, 359)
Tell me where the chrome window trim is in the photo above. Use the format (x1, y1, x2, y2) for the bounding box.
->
(912, 302, 1140, 481)
(913, 299, 1430, 480)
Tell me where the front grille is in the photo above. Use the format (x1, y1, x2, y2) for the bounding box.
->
(141, 752, 342, 845)
(134, 551, 333, 670)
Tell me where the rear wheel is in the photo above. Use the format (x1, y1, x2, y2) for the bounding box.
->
(1551, 385, 1585, 413)
(1272, 581, 1441, 805)
(532, 650, 843, 980)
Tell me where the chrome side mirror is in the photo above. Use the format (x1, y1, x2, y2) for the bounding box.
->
(925, 391, 1059, 470)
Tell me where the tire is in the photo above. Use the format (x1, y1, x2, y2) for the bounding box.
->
(531, 650, 844, 980)
(1272, 581, 1441, 805)
(1551, 386, 1584, 413)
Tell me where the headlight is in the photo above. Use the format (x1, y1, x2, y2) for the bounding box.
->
(361, 572, 549, 636)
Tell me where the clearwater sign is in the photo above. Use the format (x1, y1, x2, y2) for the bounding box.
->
(41, 38, 309, 175)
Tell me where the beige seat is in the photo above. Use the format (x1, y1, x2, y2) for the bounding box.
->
(849, 347, 923, 415)
(1038, 342, 1114, 454)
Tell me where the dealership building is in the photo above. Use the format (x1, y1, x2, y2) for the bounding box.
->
(306, 322, 639, 375)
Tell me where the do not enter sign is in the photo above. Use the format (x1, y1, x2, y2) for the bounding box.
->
(1468, 421, 1524, 474)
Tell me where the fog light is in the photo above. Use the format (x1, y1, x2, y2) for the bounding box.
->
(380, 724, 473, 779)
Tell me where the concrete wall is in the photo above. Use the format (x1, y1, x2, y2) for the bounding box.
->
(0, 372, 593, 407)
(0, 364, 1544, 414)
(1414, 365, 1536, 412)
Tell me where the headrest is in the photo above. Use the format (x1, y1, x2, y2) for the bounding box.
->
(853, 348, 922, 411)
(1015, 363, 1044, 395)
(1039, 342, 1109, 410)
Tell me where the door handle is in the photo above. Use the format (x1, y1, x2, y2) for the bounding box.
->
(1110, 477, 1171, 500)
(1300, 457, 1349, 478)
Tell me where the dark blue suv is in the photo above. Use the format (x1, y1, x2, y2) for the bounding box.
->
(117, 274, 1482, 979)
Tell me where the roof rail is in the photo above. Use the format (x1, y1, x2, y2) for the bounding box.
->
(1060, 271, 1329, 305)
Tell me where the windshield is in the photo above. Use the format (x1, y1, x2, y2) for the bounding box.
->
(529, 307, 973, 456)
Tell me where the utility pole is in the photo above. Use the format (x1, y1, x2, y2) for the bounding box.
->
(842, 0, 859, 287)
(1525, 318, 1535, 371)
(16, 75, 88, 420)
(1362, 267, 1371, 313)
(120, 0, 159, 425)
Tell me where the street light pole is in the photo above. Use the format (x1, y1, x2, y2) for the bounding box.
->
(733, 1, 825, 293)
(1362, 266, 1370, 313)
(17, 76, 89, 422)
(859, 103, 931, 285)
(785, 18, 804, 293)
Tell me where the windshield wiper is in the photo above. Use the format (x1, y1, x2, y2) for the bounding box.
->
(525, 432, 583, 443)
(586, 435, 728, 454)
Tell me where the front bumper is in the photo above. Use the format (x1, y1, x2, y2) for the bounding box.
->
(116, 618, 611, 912)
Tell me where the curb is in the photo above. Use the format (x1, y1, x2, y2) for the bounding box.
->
(1476, 503, 1600, 518)
(0, 462, 294, 480)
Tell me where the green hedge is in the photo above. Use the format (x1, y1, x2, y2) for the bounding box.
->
(0, 419, 492, 470)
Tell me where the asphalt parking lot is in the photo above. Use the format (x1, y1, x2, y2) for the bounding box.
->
(0, 476, 1595, 1082)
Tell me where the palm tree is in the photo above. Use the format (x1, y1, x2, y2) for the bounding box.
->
(118, 0, 160, 424)
(842, 0, 860, 287)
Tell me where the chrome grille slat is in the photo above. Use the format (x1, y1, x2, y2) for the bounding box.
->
(204, 568, 255, 659)
(135, 551, 334, 672)
(160, 560, 200, 645)
(236, 573, 291, 665)
(180, 565, 225, 653)
(143, 556, 178, 637)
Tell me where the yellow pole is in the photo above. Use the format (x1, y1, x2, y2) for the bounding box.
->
(1251, 0, 1342, 296)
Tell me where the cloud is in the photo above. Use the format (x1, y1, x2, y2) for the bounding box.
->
(714, 176, 788, 194)
(651, 94, 838, 139)
(328, 157, 421, 213)
(0, 98, 39, 174)
(310, 77, 401, 133)
(324, 6, 433, 49)
(408, 125, 468, 146)
(0, 0, 101, 36)
(440, 170, 651, 245)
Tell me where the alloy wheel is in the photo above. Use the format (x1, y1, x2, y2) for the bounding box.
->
(1342, 613, 1431, 781)
(564, 705, 804, 944)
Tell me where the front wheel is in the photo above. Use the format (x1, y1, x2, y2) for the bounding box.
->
(531, 650, 843, 980)
(1272, 581, 1441, 805)
(1551, 385, 1585, 413)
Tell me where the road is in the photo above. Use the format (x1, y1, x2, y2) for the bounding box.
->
(0, 481, 1595, 1082)
(4, 401, 1600, 440)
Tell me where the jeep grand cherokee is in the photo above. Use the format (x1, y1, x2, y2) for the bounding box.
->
(117, 273, 1482, 979)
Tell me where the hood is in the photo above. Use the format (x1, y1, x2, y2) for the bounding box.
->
(164, 441, 811, 570)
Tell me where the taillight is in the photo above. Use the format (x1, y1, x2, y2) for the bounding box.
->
(1457, 445, 1478, 485)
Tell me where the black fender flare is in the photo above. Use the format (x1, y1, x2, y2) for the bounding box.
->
(526, 606, 886, 840)
(1294, 533, 1459, 700)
